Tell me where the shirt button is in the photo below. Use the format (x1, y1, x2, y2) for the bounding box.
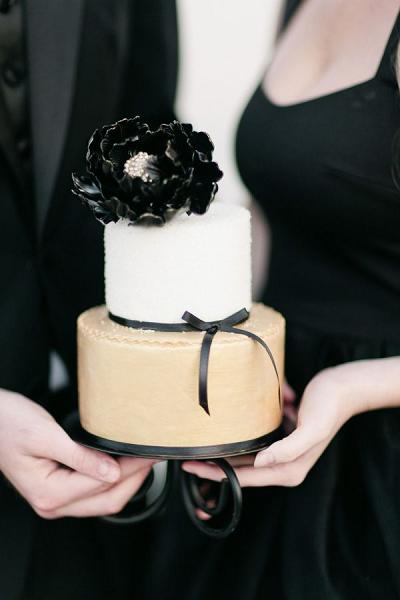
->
(2, 62, 24, 87)
(0, 0, 16, 14)
(17, 137, 30, 158)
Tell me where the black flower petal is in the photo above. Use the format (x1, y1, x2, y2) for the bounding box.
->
(72, 116, 223, 225)
(192, 158, 223, 183)
(71, 173, 102, 198)
(100, 117, 149, 160)
(188, 180, 218, 214)
(190, 131, 214, 160)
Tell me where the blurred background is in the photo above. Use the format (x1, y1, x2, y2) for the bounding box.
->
(176, 0, 282, 296)
(176, 0, 281, 207)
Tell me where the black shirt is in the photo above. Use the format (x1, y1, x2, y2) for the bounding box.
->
(0, 0, 31, 178)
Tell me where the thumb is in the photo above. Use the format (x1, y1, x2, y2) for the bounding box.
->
(47, 426, 121, 483)
(254, 426, 311, 467)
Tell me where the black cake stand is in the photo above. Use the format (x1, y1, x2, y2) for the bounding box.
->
(63, 411, 283, 538)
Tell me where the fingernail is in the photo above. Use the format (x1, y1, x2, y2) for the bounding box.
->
(254, 451, 275, 468)
(98, 461, 120, 482)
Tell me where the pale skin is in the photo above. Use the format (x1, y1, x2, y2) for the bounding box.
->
(182, 0, 400, 504)
(263, 0, 400, 106)
(0, 390, 156, 519)
(182, 359, 400, 499)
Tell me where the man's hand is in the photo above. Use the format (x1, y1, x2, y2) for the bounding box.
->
(0, 389, 155, 519)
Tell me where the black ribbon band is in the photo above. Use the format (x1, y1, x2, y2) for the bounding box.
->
(108, 309, 281, 416)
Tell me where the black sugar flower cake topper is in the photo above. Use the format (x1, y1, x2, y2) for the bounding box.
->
(72, 116, 223, 225)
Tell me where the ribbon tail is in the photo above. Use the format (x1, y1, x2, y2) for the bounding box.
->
(198, 329, 217, 415)
(228, 326, 282, 410)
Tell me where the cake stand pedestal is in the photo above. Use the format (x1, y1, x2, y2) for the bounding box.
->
(63, 411, 282, 539)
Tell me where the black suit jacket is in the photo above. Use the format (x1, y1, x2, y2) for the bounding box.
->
(0, 1, 178, 598)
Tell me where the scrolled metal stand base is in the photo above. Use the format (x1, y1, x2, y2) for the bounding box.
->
(179, 458, 242, 538)
(99, 462, 175, 526)
(97, 459, 242, 538)
(62, 411, 279, 538)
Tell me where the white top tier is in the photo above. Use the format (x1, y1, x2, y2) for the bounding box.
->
(104, 202, 252, 323)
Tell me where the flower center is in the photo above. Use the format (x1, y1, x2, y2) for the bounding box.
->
(124, 152, 155, 182)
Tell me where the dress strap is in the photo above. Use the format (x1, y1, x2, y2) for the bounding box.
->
(375, 9, 400, 85)
(278, 0, 302, 35)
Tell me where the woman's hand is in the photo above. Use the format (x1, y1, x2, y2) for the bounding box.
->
(0, 389, 156, 519)
(182, 367, 354, 488)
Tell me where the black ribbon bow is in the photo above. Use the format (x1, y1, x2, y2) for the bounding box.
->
(181, 308, 281, 415)
(108, 308, 282, 416)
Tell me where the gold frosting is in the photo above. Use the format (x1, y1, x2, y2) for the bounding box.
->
(77, 303, 285, 448)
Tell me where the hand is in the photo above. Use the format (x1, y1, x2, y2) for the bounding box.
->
(0, 389, 156, 519)
(182, 368, 353, 488)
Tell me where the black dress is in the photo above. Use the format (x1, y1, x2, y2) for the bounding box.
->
(234, 3, 400, 595)
(23, 3, 400, 599)
(127, 4, 400, 600)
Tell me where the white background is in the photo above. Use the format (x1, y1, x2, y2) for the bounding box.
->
(176, 0, 282, 206)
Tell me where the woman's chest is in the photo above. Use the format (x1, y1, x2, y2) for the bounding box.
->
(235, 82, 400, 243)
(267, 0, 400, 107)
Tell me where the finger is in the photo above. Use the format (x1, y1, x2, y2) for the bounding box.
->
(181, 455, 256, 479)
(236, 443, 326, 487)
(34, 424, 121, 483)
(181, 461, 225, 482)
(117, 456, 158, 478)
(38, 467, 151, 519)
(231, 463, 304, 487)
(26, 461, 115, 513)
(46, 457, 155, 507)
(283, 379, 297, 403)
(181, 459, 298, 487)
(29, 454, 156, 513)
(183, 426, 324, 482)
(182, 449, 320, 488)
(181, 476, 217, 521)
(226, 454, 256, 468)
(254, 426, 319, 467)
(195, 508, 213, 521)
(183, 431, 329, 489)
(193, 484, 220, 521)
(181, 454, 255, 476)
(182, 432, 317, 481)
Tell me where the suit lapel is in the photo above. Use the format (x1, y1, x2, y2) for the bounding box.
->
(26, 0, 131, 241)
(0, 83, 34, 243)
(42, 0, 131, 239)
(25, 0, 85, 238)
(0, 92, 25, 187)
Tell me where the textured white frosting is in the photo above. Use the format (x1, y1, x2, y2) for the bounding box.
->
(104, 202, 252, 323)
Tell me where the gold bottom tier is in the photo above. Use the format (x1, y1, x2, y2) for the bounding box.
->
(77, 304, 285, 449)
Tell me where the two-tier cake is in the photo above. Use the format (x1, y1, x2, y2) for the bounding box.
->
(73, 117, 285, 458)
